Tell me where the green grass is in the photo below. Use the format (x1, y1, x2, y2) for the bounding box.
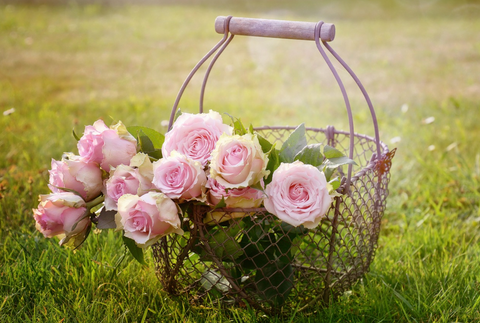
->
(1, 1, 480, 321)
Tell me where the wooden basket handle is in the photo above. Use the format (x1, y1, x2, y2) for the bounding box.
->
(214, 16, 335, 42)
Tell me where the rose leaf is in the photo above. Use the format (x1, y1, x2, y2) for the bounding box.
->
(279, 123, 307, 163)
(294, 143, 324, 167)
(127, 126, 165, 150)
(254, 262, 294, 307)
(122, 235, 147, 266)
(257, 133, 273, 154)
(95, 208, 117, 230)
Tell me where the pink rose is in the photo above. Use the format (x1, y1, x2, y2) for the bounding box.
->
(162, 110, 232, 165)
(104, 153, 154, 211)
(33, 192, 90, 243)
(48, 153, 103, 202)
(209, 133, 269, 189)
(152, 151, 207, 200)
(204, 177, 265, 224)
(77, 119, 137, 171)
(207, 177, 264, 208)
(264, 161, 332, 229)
(115, 192, 183, 248)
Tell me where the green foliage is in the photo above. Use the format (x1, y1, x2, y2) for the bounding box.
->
(294, 143, 324, 167)
(279, 123, 307, 163)
(122, 235, 146, 266)
(128, 126, 164, 160)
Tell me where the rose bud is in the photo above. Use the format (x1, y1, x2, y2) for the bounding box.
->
(33, 192, 90, 245)
(48, 153, 103, 202)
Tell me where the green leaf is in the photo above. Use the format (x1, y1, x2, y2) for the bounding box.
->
(323, 145, 346, 159)
(212, 197, 227, 210)
(122, 235, 146, 266)
(249, 181, 266, 194)
(294, 143, 324, 167)
(279, 124, 307, 163)
(127, 126, 165, 149)
(233, 119, 247, 135)
(138, 130, 155, 152)
(129, 128, 164, 159)
(209, 225, 243, 260)
(257, 134, 273, 154)
(265, 147, 280, 185)
(322, 145, 356, 181)
(328, 177, 341, 191)
(95, 208, 117, 230)
(325, 156, 357, 167)
(255, 262, 294, 307)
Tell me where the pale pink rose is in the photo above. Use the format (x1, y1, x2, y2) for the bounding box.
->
(162, 110, 232, 165)
(33, 192, 89, 239)
(103, 153, 154, 211)
(264, 161, 332, 229)
(152, 151, 207, 200)
(207, 176, 264, 208)
(209, 133, 269, 189)
(77, 119, 137, 171)
(115, 192, 183, 248)
(48, 153, 103, 202)
(204, 177, 265, 224)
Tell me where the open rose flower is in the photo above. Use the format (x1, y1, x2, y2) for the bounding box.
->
(103, 153, 154, 211)
(33, 192, 90, 247)
(49, 153, 103, 202)
(77, 119, 137, 171)
(204, 177, 265, 224)
(264, 161, 332, 229)
(115, 192, 183, 248)
(152, 151, 207, 200)
(207, 176, 264, 208)
(162, 110, 232, 165)
(209, 133, 269, 189)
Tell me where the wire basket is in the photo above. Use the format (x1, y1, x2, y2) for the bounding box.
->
(152, 16, 395, 314)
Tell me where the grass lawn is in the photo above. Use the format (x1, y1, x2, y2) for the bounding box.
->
(1, 0, 480, 321)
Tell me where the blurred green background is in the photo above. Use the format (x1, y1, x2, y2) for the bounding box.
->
(1, 0, 480, 322)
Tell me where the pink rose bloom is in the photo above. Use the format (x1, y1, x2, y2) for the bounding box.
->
(204, 177, 265, 224)
(209, 133, 269, 189)
(48, 153, 103, 202)
(77, 119, 137, 171)
(152, 151, 207, 200)
(264, 161, 332, 229)
(104, 153, 154, 211)
(33, 192, 89, 240)
(115, 192, 184, 248)
(207, 176, 264, 208)
(162, 110, 232, 165)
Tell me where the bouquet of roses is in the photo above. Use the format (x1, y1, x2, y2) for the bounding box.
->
(33, 110, 355, 266)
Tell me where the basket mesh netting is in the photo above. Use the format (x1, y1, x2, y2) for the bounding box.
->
(152, 16, 395, 314)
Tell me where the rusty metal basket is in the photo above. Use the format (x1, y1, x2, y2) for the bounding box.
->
(152, 16, 395, 314)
